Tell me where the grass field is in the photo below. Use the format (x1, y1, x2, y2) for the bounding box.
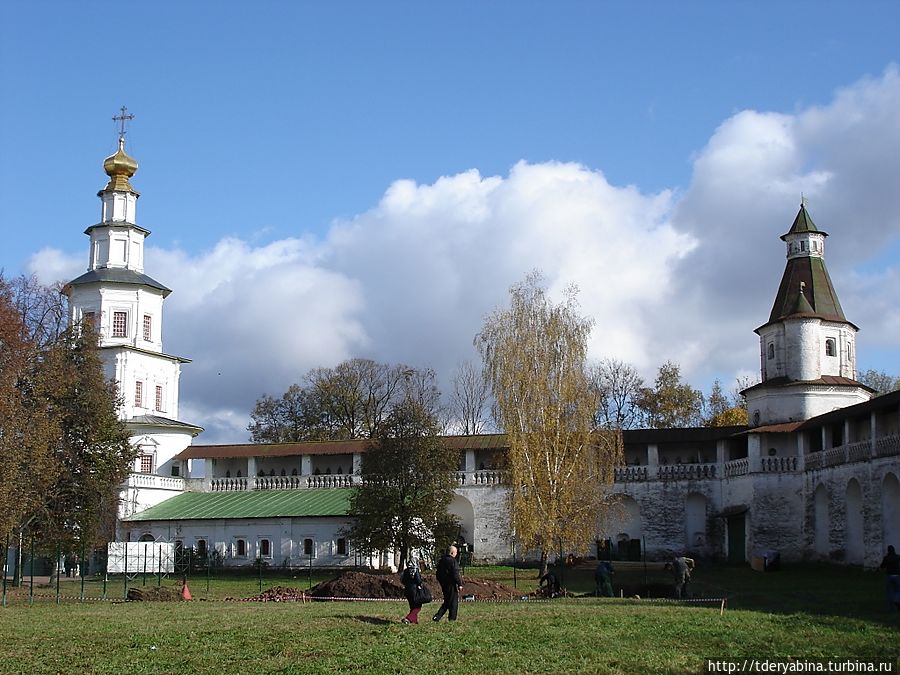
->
(0, 563, 897, 674)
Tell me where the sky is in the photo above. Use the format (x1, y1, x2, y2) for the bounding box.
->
(2, 2, 900, 444)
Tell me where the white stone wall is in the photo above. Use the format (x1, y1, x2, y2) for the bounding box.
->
(69, 285, 165, 353)
(803, 457, 899, 567)
(457, 484, 511, 562)
(125, 516, 357, 568)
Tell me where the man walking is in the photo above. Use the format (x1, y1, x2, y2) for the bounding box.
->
(433, 544, 463, 622)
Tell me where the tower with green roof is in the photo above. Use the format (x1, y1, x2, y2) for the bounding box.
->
(743, 204, 872, 426)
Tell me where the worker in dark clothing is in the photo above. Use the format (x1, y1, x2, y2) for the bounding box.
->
(433, 544, 463, 622)
(880, 545, 900, 611)
(595, 561, 614, 597)
(539, 570, 561, 597)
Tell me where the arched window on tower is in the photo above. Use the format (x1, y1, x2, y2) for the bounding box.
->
(825, 338, 836, 357)
(767, 343, 775, 360)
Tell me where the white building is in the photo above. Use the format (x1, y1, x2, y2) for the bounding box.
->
(67, 132, 899, 569)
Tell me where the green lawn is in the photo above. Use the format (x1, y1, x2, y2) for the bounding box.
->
(0, 563, 897, 674)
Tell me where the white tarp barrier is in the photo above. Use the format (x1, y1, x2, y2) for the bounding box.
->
(107, 542, 175, 574)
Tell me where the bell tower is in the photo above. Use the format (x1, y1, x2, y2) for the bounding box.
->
(63, 109, 202, 503)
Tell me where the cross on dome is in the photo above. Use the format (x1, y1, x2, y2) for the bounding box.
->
(113, 106, 135, 142)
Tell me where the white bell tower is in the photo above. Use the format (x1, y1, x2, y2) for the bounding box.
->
(63, 109, 202, 517)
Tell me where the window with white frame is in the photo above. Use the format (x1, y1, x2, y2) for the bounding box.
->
(235, 539, 247, 557)
(140, 454, 153, 473)
(143, 314, 152, 341)
(134, 381, 143, 407)
(155, 385, 164, 412)
(825, 338, 836, 357)
(259, 538, 272, 558)
(303, 538, 315, 557)
(196, 539, 208, 557)
(112, 311, 128, 337)
(336, 538, 349, 556)
(767, 343, 775, 360)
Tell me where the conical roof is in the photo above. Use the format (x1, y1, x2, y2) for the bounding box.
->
(780, 203, 828, 239)
(762, 206, 851, 329)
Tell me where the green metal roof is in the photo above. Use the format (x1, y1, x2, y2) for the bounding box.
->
(781, 203, 826, 238)
(765, 255, 849, 326)
(124, 488, 353, 521)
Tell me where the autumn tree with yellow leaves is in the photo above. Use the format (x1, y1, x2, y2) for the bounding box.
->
(476, 273, 621, 572)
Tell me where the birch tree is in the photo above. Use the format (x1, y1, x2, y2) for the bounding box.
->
(476, 273, 621, 570)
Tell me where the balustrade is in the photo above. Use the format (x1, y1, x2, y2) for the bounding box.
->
(210, 477, 248, 492)
(724, 458, 749, 478)
(759, 456, 798, 472)
(127, 474, 188, 490)
(875, 433, 900, 458)
(657, 463, 717, 481)
(614, 466, 648, 482)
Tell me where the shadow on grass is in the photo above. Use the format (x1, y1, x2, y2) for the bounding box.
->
(347, 615, 395, 625)
(472, 561, 900, 627)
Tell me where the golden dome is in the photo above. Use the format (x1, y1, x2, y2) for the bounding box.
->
(101, 137, 139, 193)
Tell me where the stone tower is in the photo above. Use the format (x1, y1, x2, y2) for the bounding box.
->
(743, 204, 872, 426)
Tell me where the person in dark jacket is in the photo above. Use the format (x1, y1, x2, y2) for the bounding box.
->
(433, 544, 463, 622)
(400, 558, 424, 624)
(539, 570, 561, 597)
(880, 545, 900, 611)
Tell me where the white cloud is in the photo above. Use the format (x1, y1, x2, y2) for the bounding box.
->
(27, 248, 83, 285)
(27, 67, 900, 443)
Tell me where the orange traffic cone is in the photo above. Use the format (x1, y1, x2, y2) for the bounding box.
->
(181, 577, 192, 601)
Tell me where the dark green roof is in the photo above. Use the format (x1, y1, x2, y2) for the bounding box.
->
(124, 488, 353, 521)
(64, 267, 171, 297)
(765, 255, 849, 327)
(128, 414, 204, 434)
(781, 203, 826, 238)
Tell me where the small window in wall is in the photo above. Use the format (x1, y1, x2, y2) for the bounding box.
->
(767, 343, 775, 360)
(112, 311, 128, 337)
(143, 314, 152, 341)
(171, 464, 180, 477)
(155, 385, 165, 412)
(825, 338, 836, 357)
(259, 539, 271, 558)
(196, 539, 208, 557)
(336, 538, 348, 556)
(800, 240, 807, 252)
(140, 454, 153, 474)
(847, 342, 853, 360)
(236, 539, 247, 557)
(303, 538, 315, 557)
(134, 381, 143, 407)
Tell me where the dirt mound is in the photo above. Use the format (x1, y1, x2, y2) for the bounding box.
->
(237, 571, 521, 602)
(240, 585, 310, 602)
(127, 586, 184, 602)
(310, 571, 406, 599)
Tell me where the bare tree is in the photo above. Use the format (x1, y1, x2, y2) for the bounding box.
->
(449, 360, 491, 435)
(8, 274, 68, 348)
(588, 358, 643, 430)
(858, 369, 900, 396)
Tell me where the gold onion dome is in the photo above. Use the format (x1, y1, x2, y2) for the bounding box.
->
(102, 137, 139, 193)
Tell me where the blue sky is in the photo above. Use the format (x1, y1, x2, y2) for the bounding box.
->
(2, 2, 899, 442)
